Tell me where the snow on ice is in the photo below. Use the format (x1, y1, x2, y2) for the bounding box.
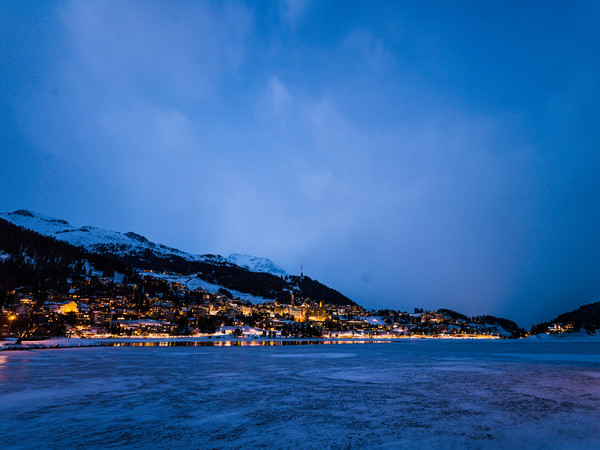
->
(1, 340, 599, 448)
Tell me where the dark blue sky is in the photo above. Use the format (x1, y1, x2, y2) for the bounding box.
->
(1, 1, 599, 326)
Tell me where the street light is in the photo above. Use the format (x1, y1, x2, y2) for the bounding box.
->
(7, 315, 16, 337)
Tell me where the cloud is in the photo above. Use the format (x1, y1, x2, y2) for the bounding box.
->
(4, 2, 600, 327)
(10, 0, 254, 248)
(266, 77, 294, 117)
(279, 0, 311, 28)
(251, 77, 525, 312)
(59, 0, 251, 101)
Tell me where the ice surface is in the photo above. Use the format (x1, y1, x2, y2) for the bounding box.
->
(1, 340, 600, 449)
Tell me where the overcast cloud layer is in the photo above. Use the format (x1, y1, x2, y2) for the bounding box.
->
(1, 1, 599, 326)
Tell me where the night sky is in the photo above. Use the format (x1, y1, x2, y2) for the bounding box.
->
(1, 1, 599, 326)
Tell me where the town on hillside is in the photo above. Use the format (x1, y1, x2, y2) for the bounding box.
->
(0, 270, 524, 340)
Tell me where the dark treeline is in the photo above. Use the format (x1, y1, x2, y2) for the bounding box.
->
(118, 252, 355, 306)
(530, 301, 600, 335)
(472, 315, 524, 337)
(371, 307, 525, 336)
(0, 219, 133, 308)
(0, 218, 355, 307)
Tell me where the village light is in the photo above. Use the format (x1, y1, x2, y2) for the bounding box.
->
(7, 314, 17, 337)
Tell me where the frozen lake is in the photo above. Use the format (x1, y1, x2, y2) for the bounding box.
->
(2, 340, 600, 449)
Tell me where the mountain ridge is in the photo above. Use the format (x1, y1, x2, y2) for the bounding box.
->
(0, 211, 355, 307)
(0, 210, 287, 277)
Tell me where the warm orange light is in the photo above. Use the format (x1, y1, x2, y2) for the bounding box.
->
(9, 315, 16, 321)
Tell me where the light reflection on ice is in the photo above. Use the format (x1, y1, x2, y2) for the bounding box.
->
(0, 354, 7, 382)
(1, 340, 599, 448)
(110, 339, 390, 347)
(270, 352, 356, 358)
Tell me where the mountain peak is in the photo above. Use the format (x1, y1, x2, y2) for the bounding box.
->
(12, 209, 35, 217)
(124, 231, 151, 244)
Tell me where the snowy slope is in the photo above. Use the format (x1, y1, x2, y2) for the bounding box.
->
(0, 210, 287, 276)
(227, 253, 287, 277)
(0, 210, 195, 259)
(140, 271, 270, 304)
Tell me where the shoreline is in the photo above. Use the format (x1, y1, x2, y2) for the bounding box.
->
(2, 330, 599, 352)
(0, 334, 508, 351)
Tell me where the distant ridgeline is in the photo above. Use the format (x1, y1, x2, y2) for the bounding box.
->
(530, 301, 600, 335)
(439, 309, 524, 338)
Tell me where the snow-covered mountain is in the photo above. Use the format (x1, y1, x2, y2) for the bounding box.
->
(226, 253, 288, 277)
(0, 210, 287, 277)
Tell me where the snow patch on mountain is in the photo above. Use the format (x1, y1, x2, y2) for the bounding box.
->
(0, 210, 192, 260)
(0, 210, 287, 276)
(140, 271, 270, 304)
(226, 253, 287, 277)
